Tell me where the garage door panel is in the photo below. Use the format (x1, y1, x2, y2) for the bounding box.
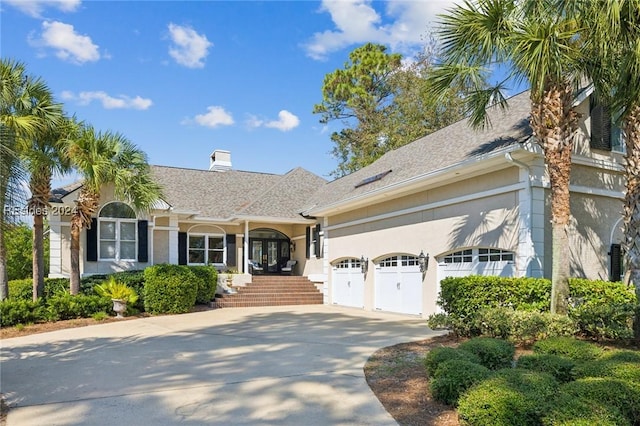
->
(374, 256, 422, 315)
(332, 260, 364, 308)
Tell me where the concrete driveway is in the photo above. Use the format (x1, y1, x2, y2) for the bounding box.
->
(1, 305, 442, 425)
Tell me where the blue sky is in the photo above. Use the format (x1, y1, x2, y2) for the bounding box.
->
(2, 0, 513, 184)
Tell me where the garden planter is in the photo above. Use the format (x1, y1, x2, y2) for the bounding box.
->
(112, 298, 127, 319)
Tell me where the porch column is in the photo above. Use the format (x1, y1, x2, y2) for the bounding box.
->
(243, 220, 249, 273)
(168, 215, 179, 264)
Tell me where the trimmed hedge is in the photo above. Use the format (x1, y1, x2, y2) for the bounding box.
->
(436, 276, 636, 340)
(573, 357, 640, 383)
(429, 359, 491, 406)
(188, 265, 218, 304)
(0, 299, 47, 327)
(8, 277, 70, 301)
(541, 389, 630, 426)
(143, 264, 198, 314)
(532, 337, 604, 362)
(45, 293, 111, 321)
(516, 353, 576, 383)
(457, 368, 559, 426)
(458, 337, 515, 370)
(544, 378, 640, 425)
(423, 347, 482, 377)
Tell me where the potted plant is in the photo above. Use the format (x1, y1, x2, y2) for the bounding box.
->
(95, 277, 139, 318)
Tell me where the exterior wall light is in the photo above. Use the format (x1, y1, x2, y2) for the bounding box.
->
(361, 255, 368, 274)
(418, 250, 429, 273)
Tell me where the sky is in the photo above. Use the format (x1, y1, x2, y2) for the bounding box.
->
(1, 0, 516, 185)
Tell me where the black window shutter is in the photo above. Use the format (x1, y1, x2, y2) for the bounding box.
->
(610, 243, 622, 281)
(137, 220, 149, 263)
(178, 232, 187, 265)
(590, 101, 612, 151)
(314, 224, 321, 258)
(305, 226, 310, 259)
(86, 218, 98, 261)
(226, 234, 236, 267)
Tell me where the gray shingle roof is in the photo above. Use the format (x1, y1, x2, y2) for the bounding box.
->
(304, 90, 533, 212)
(150, 165, 327, 220)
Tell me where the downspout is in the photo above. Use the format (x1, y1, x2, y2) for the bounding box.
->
(505, 152, 536, 277)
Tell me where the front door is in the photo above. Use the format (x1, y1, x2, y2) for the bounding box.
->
(250, 237, 291, 273)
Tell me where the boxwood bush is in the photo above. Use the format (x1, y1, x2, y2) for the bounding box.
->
(188, 265, 217, 304)
(544, 378, 640, 425)
(429, 359, 491, 406)
(573, 357, 640, 383)
(532, 337, 604, 362)
(541, 389, 630, 426)
(516, 353, 576, 383)
(423, 346, 482, 377)
(143, 264, 198, 314)
(457, 368, 559, 426)
(8, 277, 70, 301)
(458, 337, 515, 370)
(0, 299, 47, 327)
(45, 293, 111, 321)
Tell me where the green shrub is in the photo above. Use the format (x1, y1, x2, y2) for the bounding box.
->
(457, 368, 558, 426)
(545, 378, 640, 425)
(46, 293, 111, 321)
(0, 299, 47, 327)
(188, 265, 217, 304)
(429, 359, 491, 406)
(458, 337, 515, 370)
(438, 276, 635, 342)
(43, 278, 70, 298)
(7, 279, 33, 301)
(533, 337, 603, 362)
(574, 358, 640, 383)
(143, 264, 198, 314)
(438, 276, 550, 319)
(541, 390, 630, 426)
(517, 353, 576, 383)
(426, 313, 451, 330)
(423, 347, 482, 377)
(471, 308, 577, 344)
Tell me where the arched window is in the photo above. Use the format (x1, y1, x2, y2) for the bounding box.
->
(98, 202, 136, 261)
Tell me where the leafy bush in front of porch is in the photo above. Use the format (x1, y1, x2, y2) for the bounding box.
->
(143, 264, 198, 314)
(434, 276, 636, 341)
(188, 265, 218, 304)
(8, 277, 72, 301)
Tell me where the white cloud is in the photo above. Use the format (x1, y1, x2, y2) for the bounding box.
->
(29, 21, 100, 64)
(247, 110, 300, 132)
(187, 106, 234, 128)
(4, 0, 81, 18)
(61, 91, 152, 110)
(303, 0, 455, 60)
(167, 23, 212, 68)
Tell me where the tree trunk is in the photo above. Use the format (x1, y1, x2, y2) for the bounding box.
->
(529, 84, 578, 314)
(70, 218, 81, 295)
(32, 213, 45, 300)
(69, 188, 99, 295)
(623, 105, 640, 339)
(0, 220, 8, 300)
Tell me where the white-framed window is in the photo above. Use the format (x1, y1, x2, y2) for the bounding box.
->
(98, 202, 137, 261)
(333, 258, 362, 269)
(188, 234, 225, 265)
(478, 248, 514, 262)
(443, 249, 473, 263)
(378, 255, 420, 269)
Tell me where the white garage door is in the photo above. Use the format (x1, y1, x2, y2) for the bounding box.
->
(331, 258, 365, 308)
(438, 248, 516, 279)
(374, 255, 422, 315)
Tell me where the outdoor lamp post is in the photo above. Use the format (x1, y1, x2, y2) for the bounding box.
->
(361, 255, 368, 274)
(418, 250, 429, 273)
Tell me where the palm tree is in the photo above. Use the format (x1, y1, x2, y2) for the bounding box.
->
(430, 0, 583, 313)
(18, 106, 69, 301)
(65, 125, 162, 294)
(571, 0, 640, 337)
(0, 59, 61, 300)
